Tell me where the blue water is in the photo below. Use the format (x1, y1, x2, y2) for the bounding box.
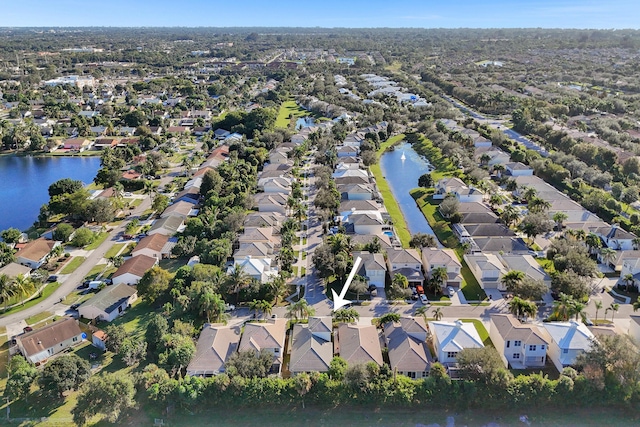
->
(379, 142, 441, 247)
(295, 117, 315, 130)
(0, 156, 101, 231)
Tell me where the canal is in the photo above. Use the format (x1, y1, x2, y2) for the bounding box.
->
(379, 141, 441, 247)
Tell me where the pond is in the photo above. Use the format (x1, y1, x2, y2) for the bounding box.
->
(0, 155, 101, 231)
(379, 141, 441, 246)
(295, 117, 315, 129)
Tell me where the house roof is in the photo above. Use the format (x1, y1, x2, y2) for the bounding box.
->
(0, 262, 31, 278)
(542, 321, 595, 351)
(339, 199, 380, 212)
(149, 216, 184, 235)
(349, 234, 393, 249)
(490, 314, 548, 345)
(81, 283, 137, 315)
(113, 255, 157, 279)
(351, 213, 383, 226)
(353, 251, 387, 273)
(337, 323, 383, 366)
(289, 321, 333, 373)
(253, 193, 287, 207)
(133, 234, 169, 255)
(463, 223, 516, 237)
(17, 317, 82, 357)
(238, 227, 275, 243)
(187, 324, 241, 376)
(161, 201, 195, 218)
(472, 237, 529, 254)
(499, 254, 551, 283)
(234, 242, 274, 258)
(422, 248, 461, 269)
(244, 213, 285, 228)
(386, 248, 421, 265)
(239, 319, 287, 354)
(16, 238, 57, 262)
(385, 321, 431, 372)
(429, 320, 485, 352)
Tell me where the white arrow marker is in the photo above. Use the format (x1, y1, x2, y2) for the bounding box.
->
(332, 256, 362, 311)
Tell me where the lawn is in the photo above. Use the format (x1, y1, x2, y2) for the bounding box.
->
(275, 100, 310, 128)
(85, 231, 109, 250)
(159, 257, 187, 273)
(411, 136, 459, 182)
(111, 299, 158, 337)
(104, 243, 129, 259)
(0, 282, 61, 316)
(460, 318, 492, 346)
(371, 134, 411, 248)
(60, 256, 86, 274)
(456, 248, 487, 301)
(26, 311, 53, 325)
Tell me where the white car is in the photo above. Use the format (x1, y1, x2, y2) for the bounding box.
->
(419, 294, 429, 305)
(447, 287, 456, 297)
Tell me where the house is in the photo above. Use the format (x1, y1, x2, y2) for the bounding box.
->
(225, 132, 243, 143)
(609, 250, 640, 272)
(258, 176, 292, 194)
(93, 138, 119, 150)
(339, 199, 381, 213)
(16, 238, 60, 269)
(594, 224, 637, 251)
(238, 227, 279, 247)
(457, 202, 500, 224)
(542, 321, 595, 372)
(384, 317, 431, 378)
(337, 323, 383, 366)
(174, 187, 200, 205)
(471, 237, 530, 255)
(337, 145, 359, 157)
(244, 212, 286, 229)
(227, 256, 277, 284)
(464, 253, 507, 290)
(422, 248, 463, 290)
(339, 183, 375, 201)
(213, 128, 231, 140)
(184, 177, 203, 191)
(160, 201, 198, 220)
(132, 234, 170, 260)
(620, 257, 640, 286)
(78, 283, 138, 322)
(148, 216, 184, 236)
(269, 150, 290, 165)
(489, 314, 548, 369)
(350, 213, 386, 235)
(62, 138, 92, 152)
(111, 255, 158, 285)
(456, 223, 516, 239)
(0, 262, 32, 280)
(499, 254, 552, 288)
(253, 193, 288, 215)
(239, 319, 288, 375)
(429, 320, 485, 364)
(121, 170, 142, 181)
(349, 234, 394, 251)
(504, 162, 534, 177)
(353, 251, 387, 288)
(332, 169, 370, 181)
(386, 248, 423, 287)
(187, 324, 242, 377)
(434, 177, 467, 199)
(15, 318, 84, 365)
(289, 317, 333, 375)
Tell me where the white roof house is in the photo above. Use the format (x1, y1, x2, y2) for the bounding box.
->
(227, 256, 277, 284)
(542, 321, 595, 372)
(429, 320, 484, 365)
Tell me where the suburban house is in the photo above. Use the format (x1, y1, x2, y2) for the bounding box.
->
(253, 193, 288, 215)
(111, 254, 158, 285)
(174, 187, 200, 205)
(258, 176, 293, 194)
(421, 248, 463, 290)
(337, 323, 383, 366)
(187, 324, 242, 377)
(594, 224, 637, 251)
(504, 162, 534, 177)
(386, 248, 423, 287)
(62, 138, 92, 152)
(471, 237, 530, 255)
(289, 317, 333, 375)
(0, 262, 32, 280)
(132, 234, 170, 260)
(15, 238, 60, 269)
(213, 128, 231, 140)
(268, 150, 290, 164)
(499, 254, 552, 288)
(233, 242, 275, 262)
(337, 145, 359, 158)
(160, 201, 198, 220)
(620, 257, 640, 287)
(339, 183, 375, 200)
(227, 256, 277, 284)
(244, 212, 285, 229)
(15, 317, 84, 365)
(489, 314, 548, 369)
(77, 283, 138, 322)
(353, 251, 387, 288)
(433, 177, 467, 199)
(238, 227, 279, 247)
(429, 320, 485, 364)
(464, 253, 507, 290)
(349, 213, 387, 235)
(147, 216, 184, 236)
(384, 317, 431, 378)
(238, 319, 288, 375)
(542, 321, 595, 372)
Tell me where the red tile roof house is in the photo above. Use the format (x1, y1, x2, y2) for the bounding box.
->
(122, 170, 143, 181)
(111, 254, 158, 285)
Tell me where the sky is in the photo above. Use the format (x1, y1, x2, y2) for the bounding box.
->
(1, 0, 639, 29)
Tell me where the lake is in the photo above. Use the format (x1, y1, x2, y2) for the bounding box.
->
(379, 141, 441, 246)
(0, 155, 101, 232)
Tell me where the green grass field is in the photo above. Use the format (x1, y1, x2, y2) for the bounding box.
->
(85, 231, 109, 250)
(276, 100, 309, 128)
(60, 256, 86, 274)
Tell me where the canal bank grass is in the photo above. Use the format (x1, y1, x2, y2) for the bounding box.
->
(372, 134, 410, 248)
(411, 135, 459, 182)
(276, 100, 311, 128)
(60, 256, 86, 274)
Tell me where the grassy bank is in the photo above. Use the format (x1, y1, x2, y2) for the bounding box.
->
(371, 134, 411, 247)
(276, 100, 311, 128)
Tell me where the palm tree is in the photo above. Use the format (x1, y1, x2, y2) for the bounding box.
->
(552, 211, 568, 231)
(0, 274, 15, 311)
(286, 299, 315, 322)
(267, 274, 288, 305)
(594, 300, 603, 324)
(489, 194, 504, 209)
(432, 307, 444, 321)
(501, 270, 525, 293)
(599, 248, 616, 267)
(349, 276, 368, 302)
(622, 274, 634, 291)
(414, 306, 428, 323)
(199, 290, 227, 323)
(500, 205, 520, 228)
(609, 302, 620, 322)
(261, 300, 273, 319)
(430, 267, 449, 294)
(249, 299, 262, 319)
(227, 265, 251, 304)
(573, 301, 586, 322)
(552, 293, 575, 321)
(528, 197, 551, 214)
(633, 237, 640, 251)
(333, 308, 359, 323)
(585, 233, 602, 255)
(521, 186, 538, 203)
(11, 274, 34, 305)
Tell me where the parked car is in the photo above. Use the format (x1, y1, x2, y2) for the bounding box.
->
(415, 285, 424, 295)
(447, 286, 456, 297)
(419, 294, 429, 305)
(224, 304, 235, 312)
(47, 275, 58, 283)
(70, 303, 81, 310)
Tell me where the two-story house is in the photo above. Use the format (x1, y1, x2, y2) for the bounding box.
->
(542, 321, 595, 372)
(239, 319, 288, 375)
(422, 248, 463, 290)
(289, 317, 333, 375)
(187, 324, 241, 377)
(386, 248, 423, 287)
(353, 251, 387, 288)
(490, 314, 548, 369)
(384, 317, 432, 379)
(337, 323, 383, 366)
(464, 253, 507, 290)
